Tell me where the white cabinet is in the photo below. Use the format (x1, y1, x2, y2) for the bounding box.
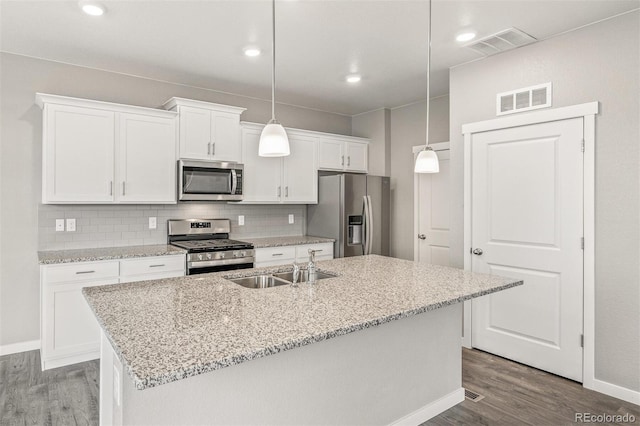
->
(254, 242, 334, 268)
(318, 137, 369, 173)
(36, 93, 178, 204)
(163, 98, 246, 162)
(241, 124, 318, 204)
(40, 254, 186, 370)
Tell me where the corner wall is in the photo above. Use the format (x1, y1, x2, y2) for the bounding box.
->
(449, 12, 639, 392)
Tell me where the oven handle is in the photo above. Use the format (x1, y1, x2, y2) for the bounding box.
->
(188, 257, 254, 269)
(231, 169, 238, 195)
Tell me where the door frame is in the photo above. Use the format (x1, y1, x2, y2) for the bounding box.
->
(461, 102, 598, 389)
(413, 142, 450, 261)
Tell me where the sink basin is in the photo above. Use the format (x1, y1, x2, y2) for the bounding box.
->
(229, 275, 290, 289)
(273, 270, 338, 283)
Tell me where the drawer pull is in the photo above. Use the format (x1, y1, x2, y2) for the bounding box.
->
(272, 253, 284, 256)
(315, 249, 323, 252)
(75, 270, 95, 275)
(149, 264, 165, 268)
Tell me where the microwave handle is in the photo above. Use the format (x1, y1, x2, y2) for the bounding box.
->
(231, 169, 238, 195)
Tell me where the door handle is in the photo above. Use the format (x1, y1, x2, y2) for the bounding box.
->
(341, 155, 344, 166)
(277, 186, 281, 197)
(109, 181, 113, 196)
(212, 141, 215, 156)
(285, 186, 289, 197)
(347, 156, 351, 166)
(207, 142, 211, 155)
(418, 234, 426, 240)
(472, 248, 483, 255)
(122, 182, 126, 196)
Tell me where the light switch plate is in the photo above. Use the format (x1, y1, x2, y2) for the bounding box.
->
(148, 217, 157, 229)
(288, 214, 294, 224)
(55, 219, 65, 232)
(238, 215, 245, 226)
(66, 218, 76, 232)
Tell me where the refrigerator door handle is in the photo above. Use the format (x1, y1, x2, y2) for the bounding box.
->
(362, 195, 368, 255)
(366, 195, 374, 255)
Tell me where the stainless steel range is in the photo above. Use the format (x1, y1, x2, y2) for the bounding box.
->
(168, 219, 254, 275)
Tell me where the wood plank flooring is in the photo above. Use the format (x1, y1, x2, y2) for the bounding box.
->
(426, 349, 640, 426)
(1, 348, 637, 425)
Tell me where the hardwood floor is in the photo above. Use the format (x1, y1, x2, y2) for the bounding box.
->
(0, 351, 99, 426)
(426, 349, 640, 426)
(1, 348, 637, 425)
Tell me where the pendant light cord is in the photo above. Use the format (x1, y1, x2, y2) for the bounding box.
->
(271, 0, 276, 121)
(425, 0, 431, 148)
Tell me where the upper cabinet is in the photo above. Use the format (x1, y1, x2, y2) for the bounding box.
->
(162, 98, 246, 162)
(36, 93, 178, 204)
(318, 136, 369, 173)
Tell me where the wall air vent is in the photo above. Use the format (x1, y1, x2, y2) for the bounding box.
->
(496, 82, 552, 116)
(465, 27, 537, 57)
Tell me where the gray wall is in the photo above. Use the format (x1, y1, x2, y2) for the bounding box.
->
(352, 108, 391, 177)
(389, 96, 450, 260)
(449, 12, 639, 391)
(0, 52, 351, 347)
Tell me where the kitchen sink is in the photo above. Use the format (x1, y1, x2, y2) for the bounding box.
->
(273, 270, 338, 283)
(229, 274, 290, 289)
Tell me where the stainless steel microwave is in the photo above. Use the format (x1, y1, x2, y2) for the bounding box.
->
(178, 160, 243, 201)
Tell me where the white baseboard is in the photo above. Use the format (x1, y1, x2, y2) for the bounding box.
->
(0, 339, 40, 356)
(390, 388, 465, 426)
(587, 378, 640, 406)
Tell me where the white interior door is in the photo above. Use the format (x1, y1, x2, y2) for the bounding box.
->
(415, 147, 451, 266)
(471, 117, 584, 382)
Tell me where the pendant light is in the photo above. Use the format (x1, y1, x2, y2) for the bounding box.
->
(259, 0, 290, 157)
(414, 0, 439, 173)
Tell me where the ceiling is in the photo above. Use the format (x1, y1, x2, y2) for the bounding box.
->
(1, 0, 638, 115)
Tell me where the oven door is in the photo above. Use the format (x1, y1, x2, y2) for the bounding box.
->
(178, 160, 243, 201)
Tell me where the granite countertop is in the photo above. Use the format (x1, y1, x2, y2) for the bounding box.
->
(38, 244, 186, 265)
(242, 235, 335, 248)
(83, 255, 522, 390)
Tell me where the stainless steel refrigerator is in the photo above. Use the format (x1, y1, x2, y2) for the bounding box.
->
(307, 173, 390, 257)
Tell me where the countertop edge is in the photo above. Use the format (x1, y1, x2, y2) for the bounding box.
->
(38, 246, 187, 265)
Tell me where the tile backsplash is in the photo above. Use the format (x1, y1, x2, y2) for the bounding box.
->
(38, 203, 306, 251)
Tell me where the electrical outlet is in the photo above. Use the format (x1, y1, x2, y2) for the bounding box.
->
(238, 215, 245, 226)
(66, 218, 76, 232)
(55, 219, 65, 232)
(148, 217, 157, 229)
(288, 214, 294, 224)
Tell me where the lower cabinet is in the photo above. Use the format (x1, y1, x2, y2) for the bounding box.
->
(254, 243, 334, 268)
(40, 255, 185, 370)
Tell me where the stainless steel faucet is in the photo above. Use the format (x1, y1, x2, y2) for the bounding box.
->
(307, 249, 318, 285)
(291, 263, 300, 287)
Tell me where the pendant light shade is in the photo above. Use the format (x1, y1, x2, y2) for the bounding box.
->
(414, 0, 439, 174)
(259, 120, 290, 157)
(259, 0, 290, 157)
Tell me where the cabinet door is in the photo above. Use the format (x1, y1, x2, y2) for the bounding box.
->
(43, 104, 115, 203)
(318, 138, 344, 170)
(345, 142, 368, 172)
(241, 127, 282, 203)
(283, 134, 318, 203)
(179, 106, 211, 160)
(118, 113, 177, 203)
(211, 111, 242, 162)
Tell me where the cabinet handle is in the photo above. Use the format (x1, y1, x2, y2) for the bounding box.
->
(122, 182, 126, 196)
(76, 270, 95, 275)
(285, 186, 289, 197)
(272, 253, 284, 257)
(212, 141, 215, 156)
(277, 186, 281, 197)
(341, 155, 344, 166)
(109, 181, 113, 196)
(149, 264, 165, 268)
(315, 249, 323, 252)
(347, 156, 351, 166)
(207, 142, 211, 155)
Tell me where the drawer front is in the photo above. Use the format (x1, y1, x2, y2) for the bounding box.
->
(120, 270, 185, 284)
(43, 261, 120, 284)
(120, 255, 185, 277)
(254, 246, 296, 263)
(295, 243, 334, 262)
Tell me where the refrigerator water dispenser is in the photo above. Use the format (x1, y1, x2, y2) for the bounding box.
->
(348, 215, 363, 245)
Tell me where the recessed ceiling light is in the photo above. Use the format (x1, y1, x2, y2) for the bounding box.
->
(346, 74, 361, 84)
(243, 47, 261, 57)
(456, 32, 476, 42)
(80, 2, 106, 16)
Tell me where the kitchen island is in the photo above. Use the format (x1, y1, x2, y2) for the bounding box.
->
(83, 255, 521, 425)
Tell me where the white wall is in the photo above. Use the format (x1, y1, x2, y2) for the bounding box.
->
(449, 12, 639, 391)
(0, 52, 352, 348)
(389, 96, 450, 260)
(352, 108, 390, 177)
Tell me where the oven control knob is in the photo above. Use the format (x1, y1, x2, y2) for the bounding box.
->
(241, 251, 246, 257)
(233, 252, 238, 257)
(197, 254, 203, 261)
(206, 253, 212, 260)
(220, 253, 225, 259)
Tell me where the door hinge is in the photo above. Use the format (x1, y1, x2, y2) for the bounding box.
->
(581, 139, 585, 152)
(580, 334, 584, 348)
(581, 237, 584, 250)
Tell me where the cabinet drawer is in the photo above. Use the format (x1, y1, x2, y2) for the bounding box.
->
(43, 261, 120, 284)
(295, 243, 334, 262)
(119, 255, 185, 277)
(254, 246, 296, 263)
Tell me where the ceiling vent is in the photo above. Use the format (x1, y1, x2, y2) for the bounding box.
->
(496, 82, 552, 116)
(465, 27, 537, 57)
